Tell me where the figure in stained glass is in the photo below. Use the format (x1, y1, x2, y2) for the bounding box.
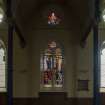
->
(48, 12, 60, 25)
(46, 57, 51, 70)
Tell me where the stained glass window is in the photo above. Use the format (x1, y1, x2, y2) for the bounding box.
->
(48, 12, 60, 25)
(0, 41, 6, 92)
(100, 42, 105, 92)
(40, 41, 64, 88)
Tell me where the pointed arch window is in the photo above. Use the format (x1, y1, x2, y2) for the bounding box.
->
(0, 40, 6, 92)
(40, 41, 64, 88)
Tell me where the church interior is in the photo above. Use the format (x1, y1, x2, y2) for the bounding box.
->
(0, 0, 105, 105)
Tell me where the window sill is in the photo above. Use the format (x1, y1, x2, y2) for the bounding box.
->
(100, 87, 105, 93)
(39, 91, 67, 97)
(0, 88, 7, 92)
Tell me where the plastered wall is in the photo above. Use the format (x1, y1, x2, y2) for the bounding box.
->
(13, 4, 78, 98)
(0, 25, 95, 98)
(0, 22, 95, 98)
(76, 31, 93, 98)
(13, 28, 77, 97)
(0, 4, 99, 98)
(13, 29, 95, 98)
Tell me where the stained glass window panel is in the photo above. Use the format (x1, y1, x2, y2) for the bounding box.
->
(54, 55, 63, 87)
(48, 12, 60, 25)
(40, 41, 64, 88)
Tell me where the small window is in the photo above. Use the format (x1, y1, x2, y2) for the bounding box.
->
(0, 40, 6, 92)
(48, 12, 60, 25)
(40, 41, 64, 88)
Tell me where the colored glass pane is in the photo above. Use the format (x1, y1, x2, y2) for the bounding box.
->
(48, 12, 60, 25)
(40, 41, 64, 88)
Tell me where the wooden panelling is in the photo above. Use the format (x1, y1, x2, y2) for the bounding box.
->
(39, 92, 67, 105)
(0, 93, 105, 105)
(13, 97, 92, 105)
(76, 98, 93, 105)
(13, 98, 39, 105)
(0, 93, 7, 105)
(101, 93, 105, 105)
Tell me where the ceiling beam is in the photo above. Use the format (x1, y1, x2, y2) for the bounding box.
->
(4, 0, 26, 48)
(14, 21, 26, 48)
(80, 19, 94, 48)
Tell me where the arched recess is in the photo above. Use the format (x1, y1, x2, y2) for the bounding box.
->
(0, 39, 7, 92)
(40, 41, 64, 90)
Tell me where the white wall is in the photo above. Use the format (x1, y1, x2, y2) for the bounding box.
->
(76, 30, 93, 98)
(0, 20, 95, 98)
(13, 28, 78, 97)
(13, 4, 78, 98)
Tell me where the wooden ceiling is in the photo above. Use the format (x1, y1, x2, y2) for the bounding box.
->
(12, 0, 94, 42)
